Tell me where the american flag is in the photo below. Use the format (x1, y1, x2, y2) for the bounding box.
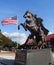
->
(2, 16, 17, 25)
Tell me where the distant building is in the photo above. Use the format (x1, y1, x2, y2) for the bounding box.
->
(46, 34, 54, 41)
(46, 34, 54, 51)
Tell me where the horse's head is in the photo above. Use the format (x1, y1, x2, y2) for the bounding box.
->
(23, 11, 34, 21)
(23, 11, 37, 21)
(23, 11, 32, 18)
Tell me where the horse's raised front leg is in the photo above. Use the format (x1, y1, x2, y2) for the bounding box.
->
(18, 23, 27, 31)
(18, 24, 20, 30)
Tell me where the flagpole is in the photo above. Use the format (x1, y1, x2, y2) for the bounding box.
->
(16, 15, 18, 49)
(16, 15, 20, 49)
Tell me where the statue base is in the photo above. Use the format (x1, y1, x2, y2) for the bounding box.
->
(14, 48, 52, 65)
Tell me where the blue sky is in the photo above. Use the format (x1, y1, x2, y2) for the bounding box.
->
(0, 0, 54, 44)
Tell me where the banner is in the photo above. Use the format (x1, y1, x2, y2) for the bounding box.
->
(2, 16, 17, 25)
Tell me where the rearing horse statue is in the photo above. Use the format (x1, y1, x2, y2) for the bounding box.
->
(18, 11, 49, 47)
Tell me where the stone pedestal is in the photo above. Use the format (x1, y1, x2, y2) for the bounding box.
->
(14, 48, 52, 65)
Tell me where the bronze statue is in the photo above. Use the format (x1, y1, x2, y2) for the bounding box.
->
(18, 11, 49, 48)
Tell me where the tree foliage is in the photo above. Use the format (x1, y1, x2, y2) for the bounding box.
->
(0, 33, 20, 49)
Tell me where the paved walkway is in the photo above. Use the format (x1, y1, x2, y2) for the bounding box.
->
(0, 51, 15, 65)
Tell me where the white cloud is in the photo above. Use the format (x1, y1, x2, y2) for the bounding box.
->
(2, 32, 28, 45)
(3, 31, 54, 45)
(48, 32, 54, 35)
